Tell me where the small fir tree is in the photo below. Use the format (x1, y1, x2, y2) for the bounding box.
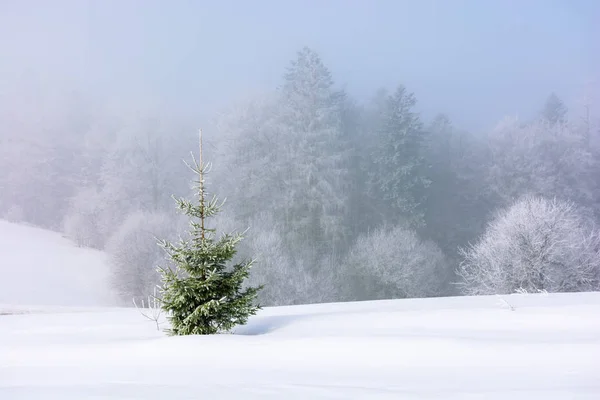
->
(158, 129, 262, 335)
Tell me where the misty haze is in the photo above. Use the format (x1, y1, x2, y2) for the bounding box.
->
(1, 1, 599, 399)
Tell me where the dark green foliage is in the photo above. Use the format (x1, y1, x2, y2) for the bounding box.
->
(158, 151, 262, 335)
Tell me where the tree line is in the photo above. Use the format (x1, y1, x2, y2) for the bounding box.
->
(1, 47, 599, 305)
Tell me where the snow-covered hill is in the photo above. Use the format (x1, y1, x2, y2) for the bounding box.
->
(0, 220, 115, 308)
(2, 292, 600, 399)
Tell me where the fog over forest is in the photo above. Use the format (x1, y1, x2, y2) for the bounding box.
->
(1, 0, 599, 306)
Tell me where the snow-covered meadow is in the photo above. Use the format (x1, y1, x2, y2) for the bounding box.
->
(1, 220, 600, 399)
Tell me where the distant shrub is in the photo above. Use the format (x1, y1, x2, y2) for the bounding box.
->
(106, 210, 176, 305)
(457, 195, 600, 295)
(343, 224, 448, 300)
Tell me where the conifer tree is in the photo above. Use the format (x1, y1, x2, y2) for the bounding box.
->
(370, 85, 430, 227)
(158, 129, 262, 335)
(541, 92, 568, 125)
(278, 47, 350, 260)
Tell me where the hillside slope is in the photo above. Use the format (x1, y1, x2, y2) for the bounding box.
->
(2, 292, 600, 399)
(0, 220, 115, 308)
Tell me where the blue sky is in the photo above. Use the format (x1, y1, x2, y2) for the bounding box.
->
(1, 0, 598, 131)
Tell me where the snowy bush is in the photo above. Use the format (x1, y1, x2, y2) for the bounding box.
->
(106, 210, 177, 305)
(343, 224, 447, 300)
(457, 195, 600, 295)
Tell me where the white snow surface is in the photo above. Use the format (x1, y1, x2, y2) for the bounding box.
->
(1, 293, 599, 399)
(1, 220, 599, 398)
(0, 219, 115, 308)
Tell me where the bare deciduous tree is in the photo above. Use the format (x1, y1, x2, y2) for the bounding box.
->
(133, 286, 163, 331)
(343, 224, 448, 300)
(457, 195, 600, 295)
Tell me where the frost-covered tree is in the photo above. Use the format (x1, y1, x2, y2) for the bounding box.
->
(236, 213, 339, 306)
(343, 224, 447, 301)
(0, 119, 74, 229)
(212, 93, 282, 222)
(370, 85, 430, 227)
(485, 116, 596, 213)
(0, 90, 98, 229)
(62, 186, 105, 248)
(206, 210, 338, 307)
(277, 47, 350, 260)
(342, 96, 380, 239)
(239, 217, 297, 306)
(541, 92, 568, 126)
(106, 210, 176, 305)
(159, 134, 261, 335)
(99, 114, 192, 212)
(457, 195, 600, 295)
(574, 80, 600, 149)
(422, 114, 489, 261)
(56, 104, 195, 249)
(213, 48, 351, 269)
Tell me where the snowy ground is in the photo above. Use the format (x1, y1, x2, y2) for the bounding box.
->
(2, 293, 600, 399)
(0, 220, 115, 308)
(1, 220, 599, 398)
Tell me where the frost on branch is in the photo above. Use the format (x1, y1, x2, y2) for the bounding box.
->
(457, 195, 600, 295)
(343, 224, 447, 300)
(484, 117, 595, 212)
(133, 286, 163, 331)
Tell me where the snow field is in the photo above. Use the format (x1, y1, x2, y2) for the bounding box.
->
(1, 219, 599, 398)
(2, 292, 600, 399)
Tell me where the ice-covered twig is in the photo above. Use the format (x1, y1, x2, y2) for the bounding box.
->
(133, 286, 163, 331)
(514, 287, 549, 296)
(496, 295, 515, 311)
